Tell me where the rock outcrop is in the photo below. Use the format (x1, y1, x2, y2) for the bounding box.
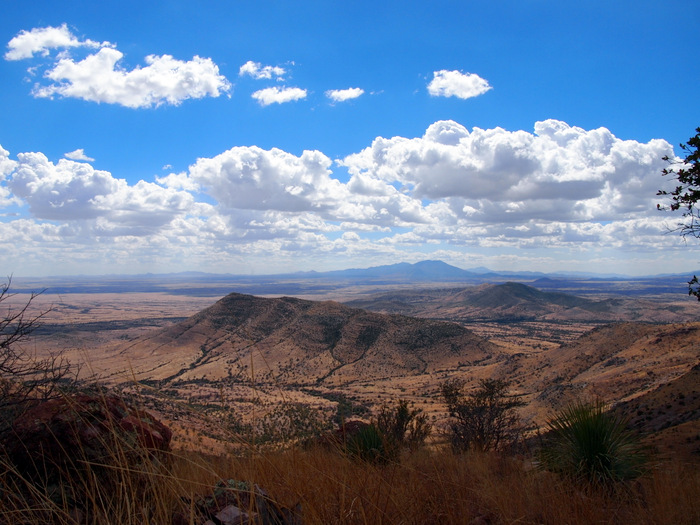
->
(3, 393, 172, 485)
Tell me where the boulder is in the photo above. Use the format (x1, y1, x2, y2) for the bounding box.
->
(172, 479, 302, 525)
(3, 393, 172, 485)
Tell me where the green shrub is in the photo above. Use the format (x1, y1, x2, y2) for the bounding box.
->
(346, 423, 387, 463)
(538, 400, 648, 487)
(331, 393, 370, 426)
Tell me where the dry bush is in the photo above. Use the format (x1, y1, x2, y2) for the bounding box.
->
(441, 378, 525, 453)
(374, 399, 432, 454)
(0, 279, 77, 435)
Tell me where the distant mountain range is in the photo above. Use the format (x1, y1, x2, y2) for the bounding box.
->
(269, 259, 672, 281)
(31, 259, 700, 281)
(11, 260, 698, 297)
(293, 260, 476, 280)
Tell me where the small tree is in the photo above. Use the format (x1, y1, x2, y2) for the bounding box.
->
(657, 127, 700, 298)
(440, 378, 524, 453)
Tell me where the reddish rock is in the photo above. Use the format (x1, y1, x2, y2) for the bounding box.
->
(119, 413, 171, 449)
(4, 393, 172, 483)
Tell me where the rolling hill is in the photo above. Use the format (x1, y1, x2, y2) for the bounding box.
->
(112, 292, 500, 387)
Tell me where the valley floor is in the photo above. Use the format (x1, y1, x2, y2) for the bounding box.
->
(16, 287, 700, 462)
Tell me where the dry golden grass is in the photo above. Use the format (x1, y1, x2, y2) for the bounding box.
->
(222, 447, 700, 525)
(3, 435, 699, 525)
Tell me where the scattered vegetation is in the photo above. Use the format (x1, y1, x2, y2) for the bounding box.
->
(0, 278, 77, 435)
(1, 421, 698, 524)
(0, 359, 695, 523)
(253, 402, 331, 445)
(327, 391, 370, 425)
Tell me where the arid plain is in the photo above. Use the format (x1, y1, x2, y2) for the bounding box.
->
(12, 267, 700, 459)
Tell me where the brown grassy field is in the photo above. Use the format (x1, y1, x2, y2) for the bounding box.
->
(3, 425, 699, 525)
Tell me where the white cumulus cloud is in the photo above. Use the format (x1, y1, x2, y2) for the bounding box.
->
(340, 119, 673, 225)
(251, 86, 307, 106)
(4, 23, 107, 61)
(326, 87, 364, 102)
(0, 145, 19, 207)
(7, 25, 231, 108)
(64, 149, 94, 162)
(187, 146, 343, 212)
(7, 151, 194, 233)
(427, 70, 492, 99)
(0, 145, 17, 179)
(238, 60, 286, 79)
(33, 48, 231, 108)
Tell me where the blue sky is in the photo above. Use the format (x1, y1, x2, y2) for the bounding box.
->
(1, 1, 699, 277)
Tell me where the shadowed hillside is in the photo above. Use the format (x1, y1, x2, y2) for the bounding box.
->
(465, 282, 600, 310)
(490, 322, 700, 432)
(612, 361, 700, 460)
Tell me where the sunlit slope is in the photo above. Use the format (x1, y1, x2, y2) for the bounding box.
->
(113, 292, 500, 385)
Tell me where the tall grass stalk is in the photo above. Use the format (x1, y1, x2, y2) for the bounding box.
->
(2, 440, 698, 524)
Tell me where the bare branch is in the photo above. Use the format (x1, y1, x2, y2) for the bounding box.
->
(0, 277, 77, 429)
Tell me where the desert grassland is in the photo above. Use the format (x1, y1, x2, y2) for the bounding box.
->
(5, 287, 700, 523)
(183, 446, 700, 525)
(3, 430, 699, 525)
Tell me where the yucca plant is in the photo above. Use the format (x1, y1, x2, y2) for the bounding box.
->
(538, 400, 648, 487)
(346, 423, 388, 463)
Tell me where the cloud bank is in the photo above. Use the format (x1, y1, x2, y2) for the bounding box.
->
(0, 120, 681, 275)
